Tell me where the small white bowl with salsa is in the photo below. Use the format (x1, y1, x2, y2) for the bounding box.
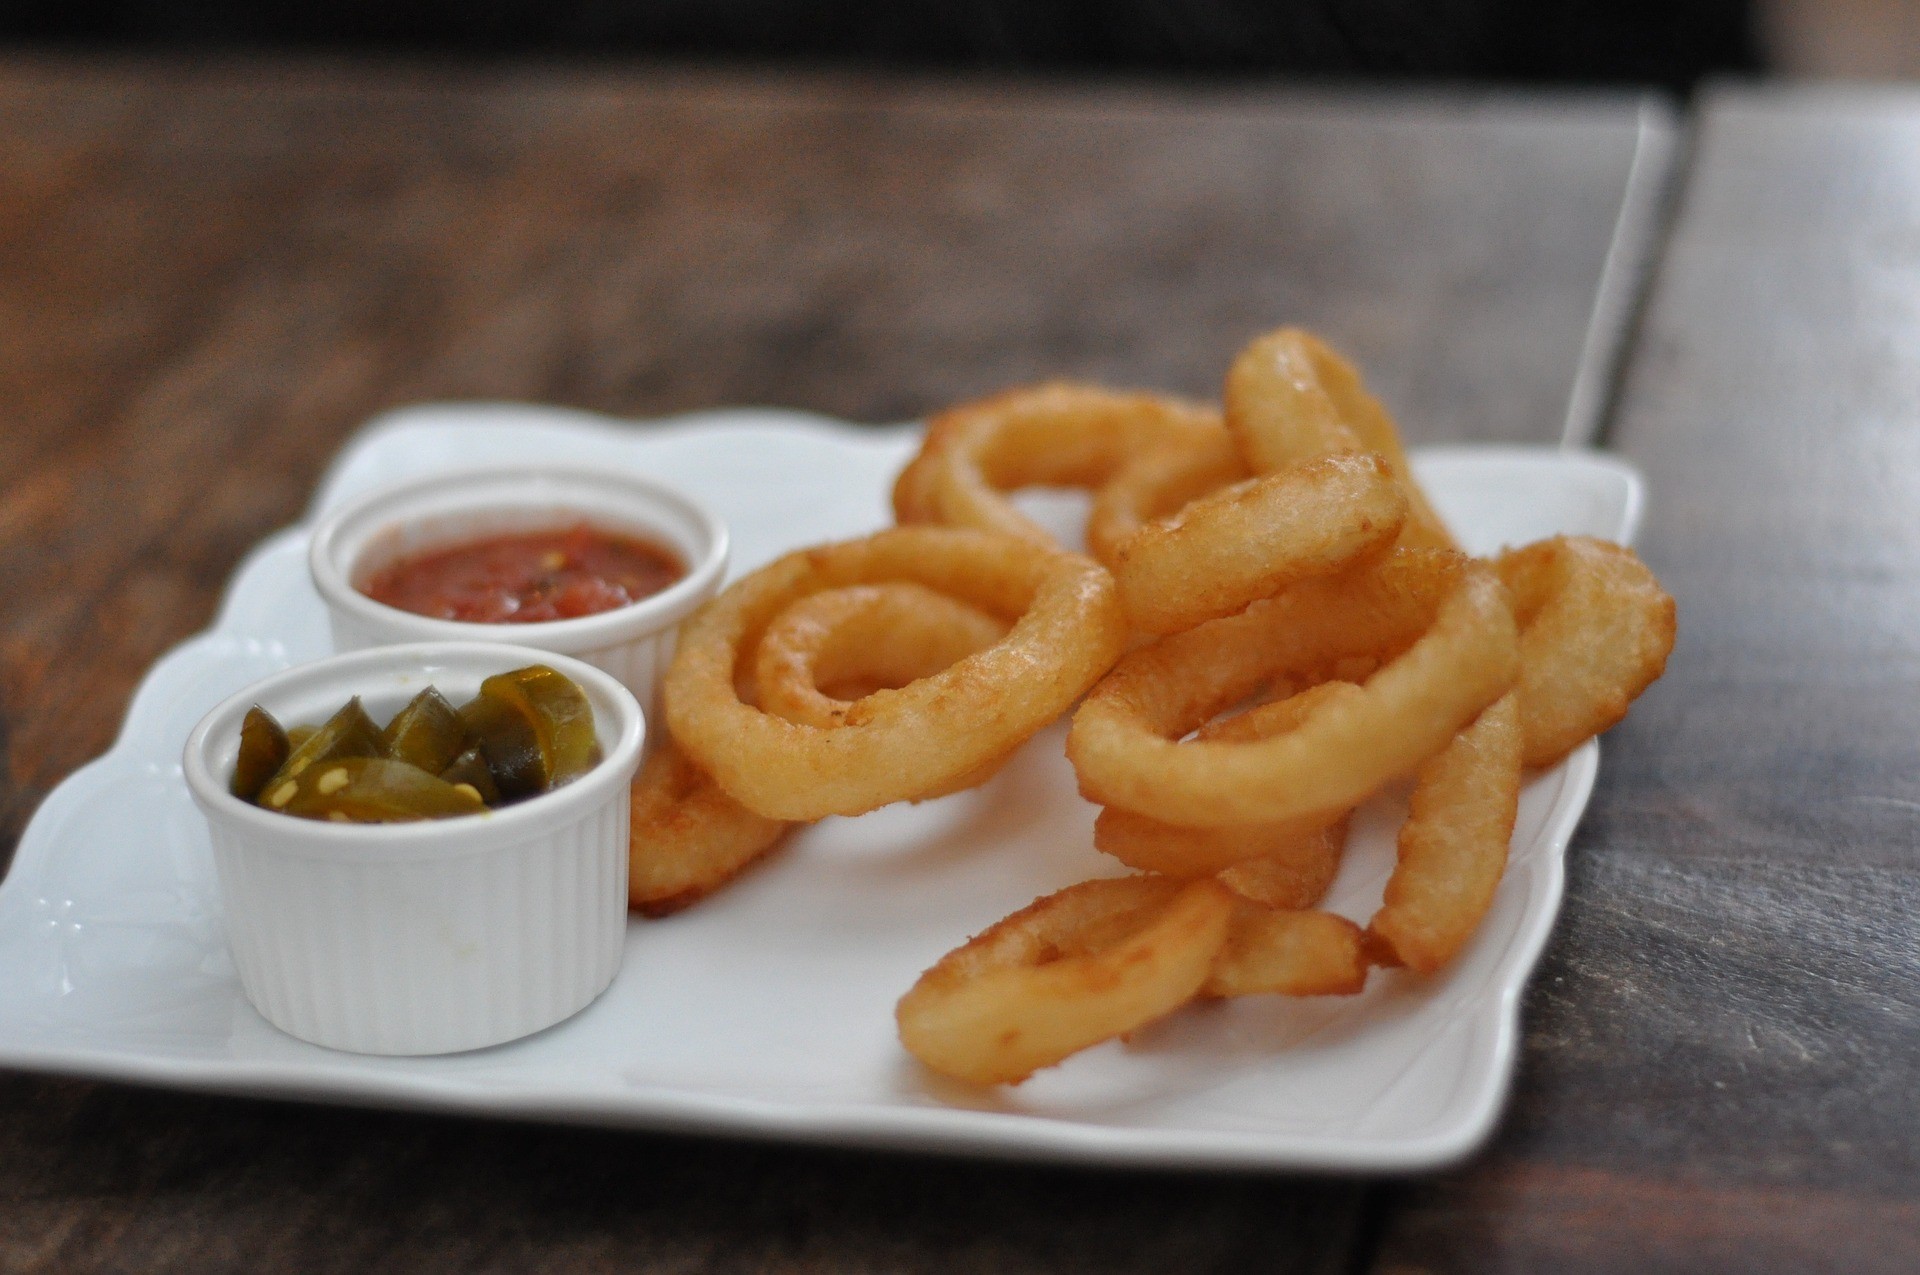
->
(309, 464, 728, 717)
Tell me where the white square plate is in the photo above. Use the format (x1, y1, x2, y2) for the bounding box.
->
(0, 405, 1642, 1171)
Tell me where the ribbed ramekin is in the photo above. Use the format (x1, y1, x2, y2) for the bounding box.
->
(182, 643, 645, 1056)
(307, 464, 728, 721)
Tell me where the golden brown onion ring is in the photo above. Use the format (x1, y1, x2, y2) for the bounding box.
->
(629, 739, 792, 917)
(1213, 837, 1345, 910)
(665, 527, 1126, 821)
(1085, 427, 1246, 567)
(1110, 453, 1408, 635)
(752, 582, 1009, 729)
(1201, 904, 1369, 998)
(1093, 682, 1362, 882)
(1494, 536, 1677, 768)
(1067, 550, 1518, 827)
(1366, 691, 1522, 973)
(892, 382, 1221, 548)
(752, 581, 1016, 800)
(1095, 806, 1344, 884)
(1224, 327, 1454, 551)
(896, 875, 1235, 1086)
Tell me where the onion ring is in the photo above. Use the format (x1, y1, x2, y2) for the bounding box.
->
(1201, 904, 1369, 998)
(752, 582, 1010, 729)
(892, 383, 1222, 548)
(629, 739, 792, 917)
(1494, 536, 1677, 768)
(895, 875, 1235, 1086)
(1093, 682, 1362, 881)
(1067, 550, 1518, 827)
(1214, 836, 1344, 910)
(1110, 453, 1408, 635)
(1224, 327, 1454, 551)
(752, 581, 1016, 800)
(665, 526, 1126, 820)
(1095, 806, 1345, 883)
(1085, 427, 1246, 567)
(1367, 691, 1522, 973)
(1200, 681, 1360, 745)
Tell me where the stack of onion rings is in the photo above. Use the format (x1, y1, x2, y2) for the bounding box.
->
(631, 325, 1675, 1091)
(1069, 550, 1519, 828)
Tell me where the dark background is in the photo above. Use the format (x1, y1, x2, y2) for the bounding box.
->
(0, 0, 1761, 89)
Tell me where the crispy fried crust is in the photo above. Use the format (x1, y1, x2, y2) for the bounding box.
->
(628, 740, 791, 918)
(1367, 692, 1523, 973)
(896, 876, 1236, 1086)
(1111, 453, 1408, 636)
(1495, 535, 1677, 768)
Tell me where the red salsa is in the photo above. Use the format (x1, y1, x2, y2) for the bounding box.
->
(363, 524, 685, 623)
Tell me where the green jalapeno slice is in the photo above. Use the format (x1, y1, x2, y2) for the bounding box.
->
(274, 757, 488, 822)
(231, 706, 290, 800)
(439, 744, 503, 807)
(258, 697, 382, 797)
(380, 687, 470, 775)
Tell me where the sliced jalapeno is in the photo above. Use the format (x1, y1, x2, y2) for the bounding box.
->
(276, 757, 488, 822)
(456, 665, 599, 802)
(485, 664, 600, 785)
(380, 686, 469, 775)
(256, 697, 382, 801)
(231, 705, 290, 800)
(243, 666, 600, 818)
(456, 690, 546, 803)
(439, 744, 503, 807)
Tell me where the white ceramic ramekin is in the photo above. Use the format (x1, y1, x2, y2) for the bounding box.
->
(182, 643, 645, 1056)
(307, 464, 728, 720)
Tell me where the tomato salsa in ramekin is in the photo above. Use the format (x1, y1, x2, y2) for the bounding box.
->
(308, 464, 729, 715)
(363, 523, 687, 624)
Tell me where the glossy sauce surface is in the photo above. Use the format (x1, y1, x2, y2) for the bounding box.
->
(363, 524, 684, 623)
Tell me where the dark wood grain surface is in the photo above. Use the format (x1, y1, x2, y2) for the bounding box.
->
(0, 54, 1724, 1273)
(1373, 84, 1920, 1273)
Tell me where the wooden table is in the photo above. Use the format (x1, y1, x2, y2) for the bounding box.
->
(0, 57, 1912, 1272)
